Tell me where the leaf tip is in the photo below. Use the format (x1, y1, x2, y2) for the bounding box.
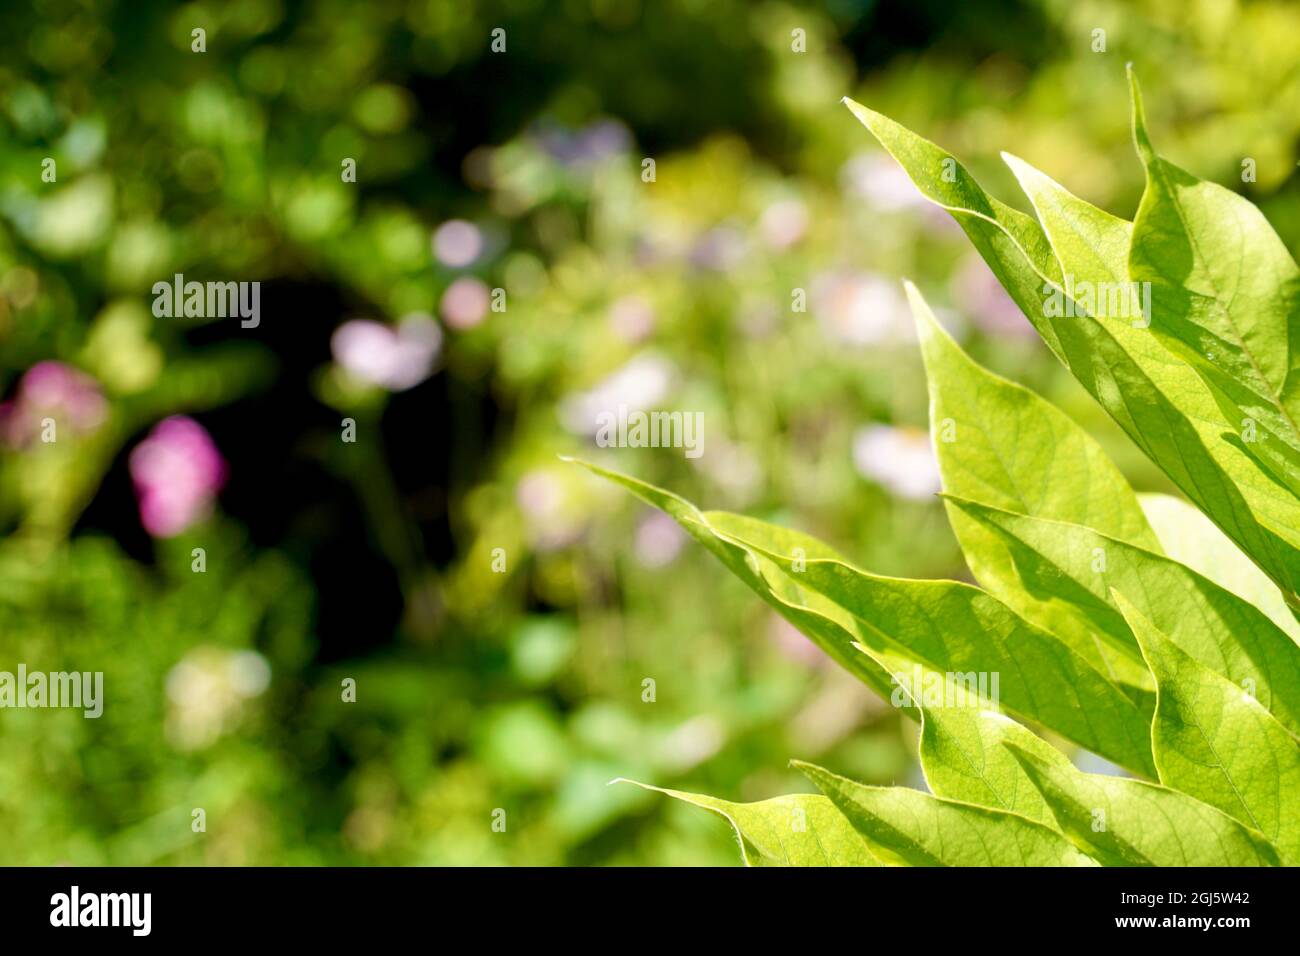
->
(841, 96, 884, 133)
(998, 150, 1032, 178)
(903, 280, 941, 341)
(1126, 66, 1155, 161)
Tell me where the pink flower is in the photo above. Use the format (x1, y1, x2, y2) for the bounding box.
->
(129, 417, 228, 537)
(634, 510, 685, 568)
(0, 361, 106, 447)
(439, 277, 490, 330)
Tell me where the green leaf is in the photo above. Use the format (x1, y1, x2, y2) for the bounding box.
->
(565, 458, 900, 702)
(1116, 591, 1300, 863)
(948, 496, 1300, 737)
(1138, 492, 1300, 643)
(716, 528, 1157, 777)
(615, 779, 883, 866)
(909, 280, 1155, 547)
(1128, 67, 1300, 495)
(1005, 744, 1282, 866)
(907, 281, 1157, 691)
(797, 761, 1098, 866)
(873, 645, 1071, 826)
(841, 97, 1069, 361)
(999, 150, 1132, 286)
(845, 97, 1300, 609)
(1000, 140, 1300, 610)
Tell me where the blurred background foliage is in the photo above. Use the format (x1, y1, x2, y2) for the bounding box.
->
(2, 0, 1299, 864)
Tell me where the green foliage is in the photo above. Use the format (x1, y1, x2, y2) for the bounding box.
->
(1118, 595, 1300, 864)
(797, 761, 1097, 867)
(9, 0, 1300, 867)
(614, 780, 883, 866)
(587, 75, 1300, 866)
(1005, 744, 1282, 867)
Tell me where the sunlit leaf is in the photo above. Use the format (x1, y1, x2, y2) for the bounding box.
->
(1006, 744, 1282, 866)
(1128, 67, 1300, 498)
(948, 496, 1300, 737)
(1116, 591, 1300, 863)
(798, 761, 1098, 866)
(1138, 492, 1300, 642)
(714, 528, 1157, 777)
(867, 644, 1071, 826)
(615, 779, 883, 866)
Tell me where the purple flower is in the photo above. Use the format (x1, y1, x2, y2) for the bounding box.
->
(532, 118, 630, 169)
(129, 417, 228, 538)
(0, 361, 107, 447)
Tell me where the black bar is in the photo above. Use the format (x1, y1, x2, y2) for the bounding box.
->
(0, 867, 1282, 941)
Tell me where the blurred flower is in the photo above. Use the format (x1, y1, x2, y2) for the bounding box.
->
(758, 198, 808, 250)
(950, 254, 1035, 337)
(689, 223, 747, 272)
(533, 118, 630, 169)
(692, 438, 763, 506)
(0, 361, 107, 447)
(331, 313, 442, 391)
(515, 470, 584, 551)
(432, 219, 483, 268)
(165, 646, 271, 751)
(634, 510, 685, 568)
(129, 416, 228, 537)
(656, 715, 725, 773)
(440, 277, 490, 330)
(608, 295, 655, 343)
(738, 297, 779, 338)
(841, 153, 929, 210)
(852, 424, 941, 500)
(558, 353, 675, 437)
(768, 613, 825, 667)
(812, 271, 912, 346)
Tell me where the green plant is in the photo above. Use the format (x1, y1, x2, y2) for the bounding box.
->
(571, 68, 1300, 866)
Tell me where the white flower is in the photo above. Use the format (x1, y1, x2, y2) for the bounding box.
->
(692, 438, 762, 506)
(852, 424, 941, 500)
(432, 219, 483, 268)
(841, 153, 928, 210)
(165, 647, 272, 751)
(813, 271, 912, 346)
(557, 353, 675, 437)
(759, 198, 809, 250)
(515, 469, 584, 551)
(331, 313, 442, 391)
